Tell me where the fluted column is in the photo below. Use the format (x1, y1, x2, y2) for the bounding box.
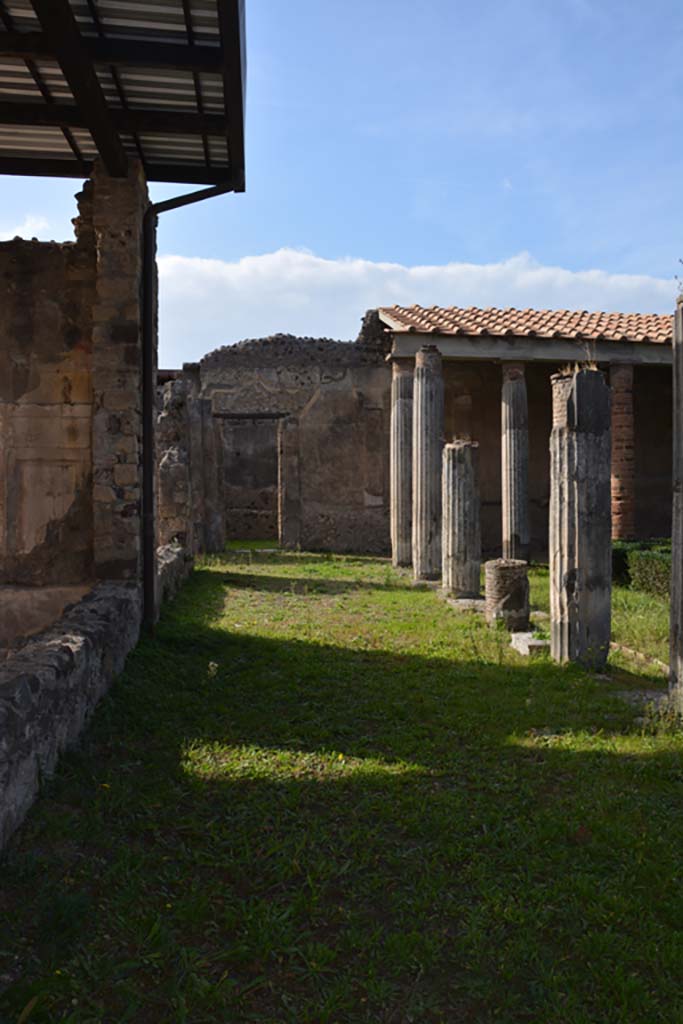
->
(442, 441, 481, 596)
(550, 369, 611, 669)
(610, 363, 635, 540)
(412, 345, 444, 580)
(390, 360, 414, 567)
(501, 361, 530, 561)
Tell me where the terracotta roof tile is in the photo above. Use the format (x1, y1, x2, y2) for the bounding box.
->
(379, 305, 673, 344)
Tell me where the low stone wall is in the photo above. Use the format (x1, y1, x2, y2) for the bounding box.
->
(156, 542, 193, 609)
(0, 582, 141, 849)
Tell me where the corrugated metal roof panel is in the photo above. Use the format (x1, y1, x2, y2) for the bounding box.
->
(0, 0, 245, 185)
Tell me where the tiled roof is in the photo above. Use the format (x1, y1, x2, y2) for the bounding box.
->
(379, 305, 673, 344)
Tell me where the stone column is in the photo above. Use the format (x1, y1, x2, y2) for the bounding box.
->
(390, 360, 413, 567)
(670, 299, 683, 706)
(501, 361, 530, 561)
(610, 363, 635, 540)
(549, 369, 611, 669)
(442, 441, 481, 596)
(412, 345, 444, 580)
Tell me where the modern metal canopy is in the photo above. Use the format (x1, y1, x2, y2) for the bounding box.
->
(0, 0, 246, 186)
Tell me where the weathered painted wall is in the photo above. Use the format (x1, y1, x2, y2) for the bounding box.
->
(199, 331, 392, 553)
(219, 417, 279, 539)
(0, 225, 96, 587)
(0, 162, 151, 654)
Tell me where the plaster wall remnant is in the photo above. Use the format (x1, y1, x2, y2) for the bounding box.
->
(199, 331, 391, 553)
(412, 345, 444, 580)
(0, 161, 152, 655)
(390, 359, 413, 567)
(484, 558, 530, 631)
(501, 361, 530, 561)
(442, 440, 481, 597)
(550, 369, 611, 669)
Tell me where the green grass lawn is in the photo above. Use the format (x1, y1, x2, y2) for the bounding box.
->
(1, 552, 681, 1024)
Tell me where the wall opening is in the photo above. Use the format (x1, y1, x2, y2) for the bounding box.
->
(217, 413, 282, 540)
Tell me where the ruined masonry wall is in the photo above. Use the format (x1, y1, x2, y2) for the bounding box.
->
(200, 332, 392, 553)
(0, 226, 96, 586)
(90, 163, 149, 581)
(0, 582, 142, 850)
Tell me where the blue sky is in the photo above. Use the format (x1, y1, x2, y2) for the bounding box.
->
(2, 0, 682, 364)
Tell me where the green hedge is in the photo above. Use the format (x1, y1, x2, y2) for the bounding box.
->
(612, 539, 671, 588)
(627, 550, 671, 597)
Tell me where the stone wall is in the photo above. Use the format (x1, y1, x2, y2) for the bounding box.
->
(157, 378, 193, 551)
(0, 582, 141, 849)
(0, 217, 96, 587)
(0, 162, 150, 653)
(200, 329, 392, 553)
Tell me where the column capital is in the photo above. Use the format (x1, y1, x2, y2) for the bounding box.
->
(415, 344, 442, 373)
(391, 357, 415, 379)
(502, 361, 526, 381)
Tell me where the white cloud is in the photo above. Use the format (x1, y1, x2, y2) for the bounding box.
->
(0, 214, 50, 241)
(157, 247, 677, 367)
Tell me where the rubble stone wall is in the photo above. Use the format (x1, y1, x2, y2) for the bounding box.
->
(0, 221, 96, 587)
(0, 163, 150, 654)
(0, 582, 142, 849)
(200, 330, 392, 553)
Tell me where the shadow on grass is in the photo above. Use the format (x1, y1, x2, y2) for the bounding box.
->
(1, 564, 683, 1024)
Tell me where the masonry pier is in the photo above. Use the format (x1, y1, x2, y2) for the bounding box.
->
(549, 369, 612, 669)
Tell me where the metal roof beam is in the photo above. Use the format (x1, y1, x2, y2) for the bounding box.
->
(216, 0, 245, 191)
(0, 155, 230, 184)
(0, 101, 227, 135)
(0, 31, 224, 73)
(27, 0, 129, 176)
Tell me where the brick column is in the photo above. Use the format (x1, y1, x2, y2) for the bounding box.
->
(90, 160, 151, 580)
(610, 363, 635, 540)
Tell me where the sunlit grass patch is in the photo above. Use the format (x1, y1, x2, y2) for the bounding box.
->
(181, 739, 425, 782)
